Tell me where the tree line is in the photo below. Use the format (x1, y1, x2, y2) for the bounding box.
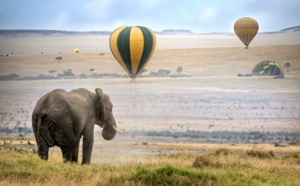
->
(125, 129, 300, 144)
(0, 67, 187, 81)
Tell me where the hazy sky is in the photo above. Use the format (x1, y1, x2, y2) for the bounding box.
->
(0, 0, 299, 33)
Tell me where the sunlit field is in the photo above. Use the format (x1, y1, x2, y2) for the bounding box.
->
(1, 32, 300, 185)
(0, 141, 299, 185)
(1, 45, 300, 134)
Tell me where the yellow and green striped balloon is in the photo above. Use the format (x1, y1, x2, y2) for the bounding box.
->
(109, 26, 156, 80)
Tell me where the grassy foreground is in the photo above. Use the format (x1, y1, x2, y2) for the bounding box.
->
(0, 142, 299, 186)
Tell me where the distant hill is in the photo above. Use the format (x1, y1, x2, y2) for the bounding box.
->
(1, 26, 299, 36)
(280, 26, 300, 32)
(0, 29, 195, 36)
(157, 29, 194, 35)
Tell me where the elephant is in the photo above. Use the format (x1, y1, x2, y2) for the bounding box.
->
(32, 88, 121, 165)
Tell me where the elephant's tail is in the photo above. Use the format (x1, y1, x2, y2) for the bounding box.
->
(37, 112, 55, 147)
(37, 113, 41, 149)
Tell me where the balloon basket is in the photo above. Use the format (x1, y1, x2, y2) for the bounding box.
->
(130, 79, 136, 83)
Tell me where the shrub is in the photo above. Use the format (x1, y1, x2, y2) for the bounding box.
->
(79, 73, 88, 79)
(246, 149, 271, 159)
(130, 165, 217, 185)
(193, 155, 222, 169)
(0, 73, 19, 80)
(214, 148, 231, 156)
(168, 151, 194, 159)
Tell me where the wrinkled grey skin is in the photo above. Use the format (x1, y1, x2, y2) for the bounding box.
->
(32, 88, 117, 165)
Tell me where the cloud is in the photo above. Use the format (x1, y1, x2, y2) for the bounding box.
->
(0, 0, 299, 32)
(199, 6, 218, 22)
(46, 12, 70, 30)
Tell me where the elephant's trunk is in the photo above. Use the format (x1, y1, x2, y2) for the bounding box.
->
(102, 115, 118, 140)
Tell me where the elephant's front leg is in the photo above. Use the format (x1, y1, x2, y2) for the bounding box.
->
(81, 125, 94, 165)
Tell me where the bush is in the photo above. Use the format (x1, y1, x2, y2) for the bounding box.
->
(79, 73, 88, 79)
(246, 149, 272, 159)
(131, 165, 217, 185)
(62, 69, 74, 76)
(193, 155, 223, 169)
(168, 151, 194, 159)
(0, 73, 19, 80)
(148, 69, 171, 77)
(214, 148, 231, 156)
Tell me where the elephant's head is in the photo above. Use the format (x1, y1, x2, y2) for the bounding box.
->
(95, 88, 121, 140)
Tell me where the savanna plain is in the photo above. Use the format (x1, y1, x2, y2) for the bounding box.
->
(0, 31, 300, 185)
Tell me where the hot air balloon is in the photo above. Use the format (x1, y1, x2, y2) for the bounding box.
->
(72, 48, 80, 53)
(252, 60, 284, 77)
(234, 17, 259, 49)
(109, 26, 156, 80)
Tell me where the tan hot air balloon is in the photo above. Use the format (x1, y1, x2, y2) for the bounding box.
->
(234, 17, 259, 49)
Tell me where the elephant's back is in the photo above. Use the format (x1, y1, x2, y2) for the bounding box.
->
(32, 89, 85, 123)
(33, 89, 66, 108)
(32, 89, 72, 118)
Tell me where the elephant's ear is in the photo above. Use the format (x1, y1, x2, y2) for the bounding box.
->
(95, 88, 105, 121)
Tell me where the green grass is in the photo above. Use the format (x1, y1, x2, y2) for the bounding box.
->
(0, 144, 300, 186)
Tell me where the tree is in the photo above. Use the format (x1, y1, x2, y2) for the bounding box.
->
(176, 66, 183, 76)
(139, 68, 147, 76)
(80, 73, 88, 79)
(55, 56, 63, 64)
(284, 62, 291, 73)
(89, 68, 95, 76)
(157, 69, 170, 76)
(49, 70, 56, 74)
(149, 69, 170, 77)
(63, 69, 74, 77)
(57, 69, 74, 78)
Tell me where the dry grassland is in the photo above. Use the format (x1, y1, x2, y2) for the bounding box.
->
(1, 45, 300, 134)
(0, 141, 299, 185)
(0, 32, 300, 185)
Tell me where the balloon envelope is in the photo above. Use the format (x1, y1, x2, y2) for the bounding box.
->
(109, 26, 156, 80)
(234, 17, 259, 49)
(252, 60, 284, 76)
(72, 48, 79, 53)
